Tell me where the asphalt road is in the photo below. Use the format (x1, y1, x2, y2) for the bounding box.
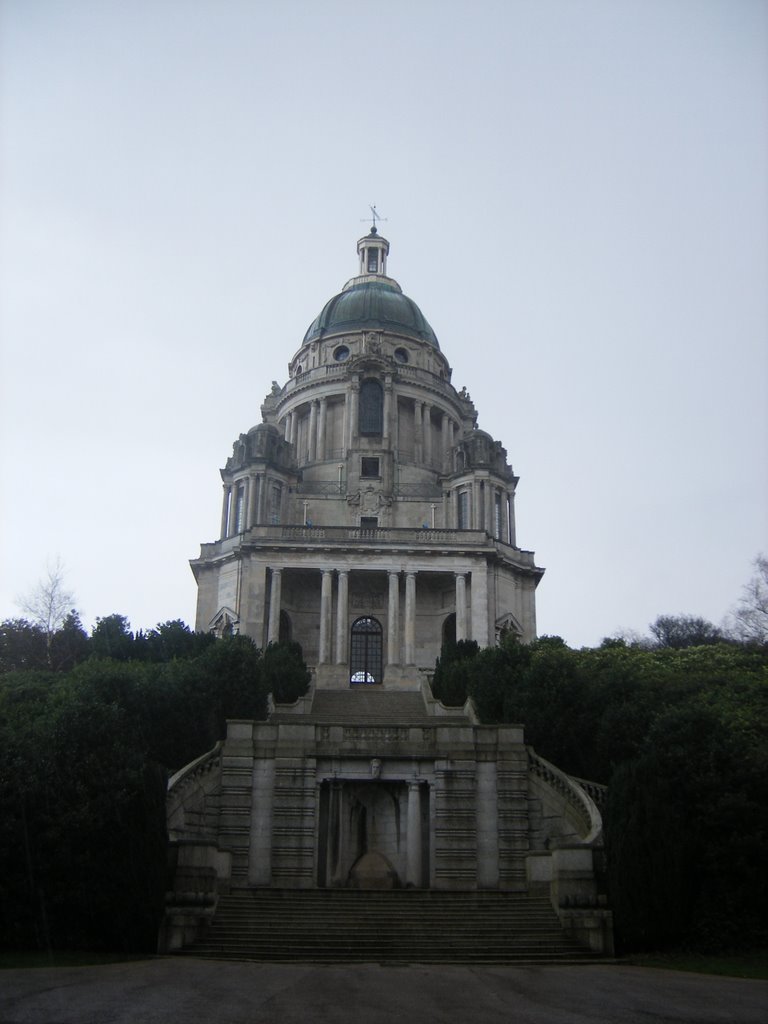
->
(1, 959, 766, 1024)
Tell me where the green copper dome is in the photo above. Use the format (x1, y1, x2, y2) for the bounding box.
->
(303, 279, 440, 349)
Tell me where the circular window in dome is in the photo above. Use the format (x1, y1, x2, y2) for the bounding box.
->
(333, 345, 350, 362)
(394, 347, 409, 364)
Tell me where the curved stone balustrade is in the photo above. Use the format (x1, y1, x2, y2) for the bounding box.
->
(527, 749, 603, 846)
(167, 742, 223, 839)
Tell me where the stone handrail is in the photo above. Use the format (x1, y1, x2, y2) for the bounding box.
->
(527, 749, 603, 846)
(570, 775, 608, 811)
(167, 741, 222, 797)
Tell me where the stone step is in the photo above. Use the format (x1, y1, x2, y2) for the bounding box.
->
(176, 889, 596, 964)
(305, 689, 442, 725)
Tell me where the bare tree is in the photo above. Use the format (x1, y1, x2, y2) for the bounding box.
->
(18, 559, 76, 666)
(727, 554, 768, 644)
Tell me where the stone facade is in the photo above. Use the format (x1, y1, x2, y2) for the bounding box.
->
(162, 230, 612, 956)
(191, 226, 543, 679)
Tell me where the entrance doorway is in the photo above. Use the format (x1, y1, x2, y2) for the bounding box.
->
(350, 616, 383, 684)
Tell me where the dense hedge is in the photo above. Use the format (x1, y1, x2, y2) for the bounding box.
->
(0, 628, 310, 953)
(432, 633, 768, 952)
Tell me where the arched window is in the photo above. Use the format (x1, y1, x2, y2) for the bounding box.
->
(350, 616, 383, 684)
(359, 380, 383, 436)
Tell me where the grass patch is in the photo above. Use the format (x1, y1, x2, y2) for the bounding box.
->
(628, 949, 768, 980)
(0, 950, 152, 970)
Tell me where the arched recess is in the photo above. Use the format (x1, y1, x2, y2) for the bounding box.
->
(442, 613, 456, 649)
(350, 616, 383, 684)
(359, 380, 383, 436)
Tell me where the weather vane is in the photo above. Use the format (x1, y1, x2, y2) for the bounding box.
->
(361, 204, 387, 232)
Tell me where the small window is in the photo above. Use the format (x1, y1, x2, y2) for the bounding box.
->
(394, 347, 409, 364)
(360, 516, 378, 528)
(457, 490, 469, 529)
(361, 457, 380, 478)
(333, 345, 350, 362)
(234, 484, 246, 533)
(270, 483, 282, 525)
(367, 248, 379, 273)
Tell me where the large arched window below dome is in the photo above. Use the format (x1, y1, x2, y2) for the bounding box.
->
(359, 380, 383, 436)
(350, 616, 383, 684)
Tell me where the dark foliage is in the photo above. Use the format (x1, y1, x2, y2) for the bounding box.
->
(431, 639, 479, 706)
(0, 618, 309, 954)
(432, 633, 768, 953)
(263, 641, 311, 703)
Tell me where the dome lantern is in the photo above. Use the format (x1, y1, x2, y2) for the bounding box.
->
(357, 226, 389, 277)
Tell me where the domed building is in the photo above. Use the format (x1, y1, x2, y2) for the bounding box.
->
(192, 225, 543, 677)
(162, 228, 612, 960)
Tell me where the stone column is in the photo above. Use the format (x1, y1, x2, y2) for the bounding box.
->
(387, 571, 400, 666)
(317, 397, 327, 461)
(227, 483, 238, 537)
(319, 569, 333, 664)
(257, 473, 267, 525)
(221, 484, 230, 539)
(455, 572, 468, 642)
(383, 378, 392, 444)
(327, 781, 344, 886)
(404, 571, 417, 664)
(308, 400, 318, 463)
(423, 403, 432, 467)
(507, 491, 516, 546)
(335, 570, 349, 665)
(406, 781, 422, 887)
(245, 476, 256, 529)
(391, 394, 399, 453)
(441, 412, 450, 472)
(414, 402, 423, 464)
(267, 568, 282, 645)
(290, 410, 298, 447)
(347, 381, 359, 450)
(470, 567, 489, 646)
(472, 483, 481, 532)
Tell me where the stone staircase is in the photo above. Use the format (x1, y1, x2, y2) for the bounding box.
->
(175, 888, 598, 964)
(309, 688, 444, 725)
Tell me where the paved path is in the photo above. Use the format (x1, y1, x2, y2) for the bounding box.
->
(1, 959, 766, 1024)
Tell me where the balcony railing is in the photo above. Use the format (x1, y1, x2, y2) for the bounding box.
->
(197, 526, 539, 569)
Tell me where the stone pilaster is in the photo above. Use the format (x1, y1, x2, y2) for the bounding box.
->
(335, 570, 349, 665)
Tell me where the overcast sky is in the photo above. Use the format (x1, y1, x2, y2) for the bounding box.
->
(1, 0, 765, 648)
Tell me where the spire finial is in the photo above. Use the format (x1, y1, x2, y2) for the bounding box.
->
(361, 204, 387, 234)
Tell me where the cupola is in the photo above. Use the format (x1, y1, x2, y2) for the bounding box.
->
(357, 226, 389, 277)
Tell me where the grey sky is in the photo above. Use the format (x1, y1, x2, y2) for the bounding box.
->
(1, 0, 766, 648)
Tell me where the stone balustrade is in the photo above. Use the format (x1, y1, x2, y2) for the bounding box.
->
(199, 526, 538, 566)
(527, 749, 603, 845)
